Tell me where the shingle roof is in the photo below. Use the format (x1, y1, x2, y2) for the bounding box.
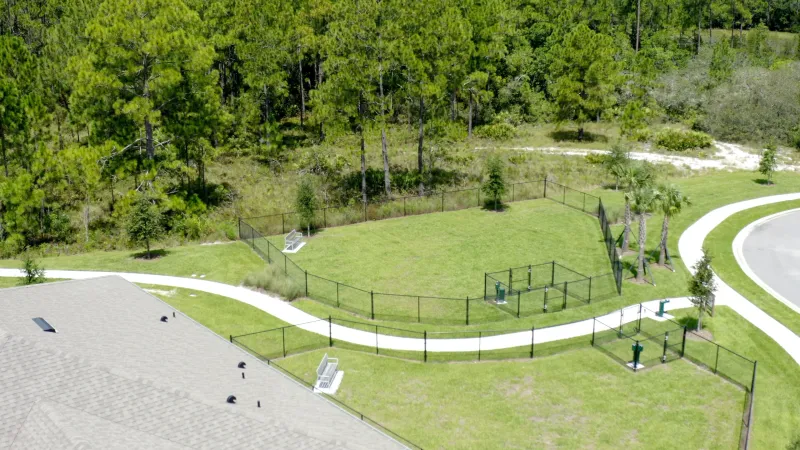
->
(0, 276, 406, 450)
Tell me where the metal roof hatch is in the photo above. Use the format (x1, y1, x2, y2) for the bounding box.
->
(32, 317, 57, 333)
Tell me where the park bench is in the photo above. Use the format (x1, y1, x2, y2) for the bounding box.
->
(315, 353, 339, 390)
(284, 229, 303, 252)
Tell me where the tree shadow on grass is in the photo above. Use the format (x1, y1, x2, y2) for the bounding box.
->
(752, 178, 774, 186)
(130, 249, 170, 260)
(676, 315, 698, 330)
(548, 129, 609, 143)
(481, 200, 509, 212)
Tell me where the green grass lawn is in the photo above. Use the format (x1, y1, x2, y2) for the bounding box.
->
(278, 346, 744, 450)
(0, 242, 265, 286)
(269, 198, 610, 298)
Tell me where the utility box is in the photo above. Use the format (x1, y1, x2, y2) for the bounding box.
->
(495, 282, 506, 304)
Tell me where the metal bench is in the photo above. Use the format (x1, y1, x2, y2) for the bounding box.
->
(315, 353, 339, 389)
(284, 229, 303, 252)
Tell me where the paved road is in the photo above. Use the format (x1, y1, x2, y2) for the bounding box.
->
(740, 209, 800, 310)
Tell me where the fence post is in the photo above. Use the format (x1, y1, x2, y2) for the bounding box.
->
(681, 327, 687, 357)
(662, 331, 668, 363)
(543, 287, 548, 313)
(476, 189, 480, 207)
(424, 331, 427, 362)
(745, 361, 757, 449)
(517, 291, 521, 318)
(530, 326, 535, 358)
(543, 179, 547, 198)
(714, 345, 720, 374)
(582, 192, 586, 212)
(305, 271, 308, 297)
(508, 269, 513, 295)
(441, 191, 444, 212)
(619, 308, 624, 337)
(484, 273, 487, 300)
(551, 261, 555, 285)
(329, 316, 333, 347)
(282, 327, 286, 358)
(284, 254, 287, 274)
(267, 237, 271, 262)
(466, 296, 470, 325)
(527, 265, 532, 290)
(637, 303, 642, 333)
(591, 318, 596, 346)
(375, 325, 379, 354)
(364, 201, 367, 222)
(562, 281, 568, 310)
(238, 218, 242, 240)
(404, 197, 407, 216)
(562, 185, 566, 204)
(281, 214, 285, 234)
(229, 334, 233, 343)
(478, 331, 482, 361)
(512, 183, 515, 202)
(633, 340, 640, 372)
(323, 207, 327, 228)
(588, 276, 592, 303)
(417, 296, 421, 323)
(370, 291, 374, 320)
(336, 282, 340, 307)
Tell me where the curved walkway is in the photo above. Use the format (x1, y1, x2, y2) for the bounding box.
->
(679, 193, 800, 365)
(733, 208, 800, 315)
(1, 193, 799, 360)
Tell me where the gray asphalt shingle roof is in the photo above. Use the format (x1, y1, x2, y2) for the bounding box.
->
(0, 276, 407, 450)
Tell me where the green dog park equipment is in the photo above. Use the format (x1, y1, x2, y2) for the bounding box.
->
(495, 281, 506, 304)
(658, 299, 670, 317)
(631, 342, 644, 370)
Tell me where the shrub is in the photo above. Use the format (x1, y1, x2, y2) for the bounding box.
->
(475, 123, 517, 141)
(584, 153, 608, 165)
(243, 264, 304, 300)
(654, 128, 713, 152)
(22, 253, 46, 285)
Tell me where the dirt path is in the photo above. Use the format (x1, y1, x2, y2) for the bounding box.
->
(493, 142, 798, 172)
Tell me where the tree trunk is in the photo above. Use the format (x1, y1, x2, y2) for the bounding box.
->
(697, 6, 702, 54)
(263, 85, 271, 149)
(219, 60, 226, 105)
(0, 124, 7, 177)
(636, 213, 646, 282)
(708, 1, 713, 40)
(468, 91, 473, 138)
(578, 127, 585, 141)
(697, 307, 704, 330)
(418, 95, 425, 196)
(146, 238, 151, 260)
(622, 200, 632, 252)
(298, 50, 305, 127)
(636, 0, 642, 51)
(359, 93, 367, 205)
(144, 117, 155, 159)
(451, 90, 457, 121)
(378, 54, 391, 197)
(84, 195, 90, 243)
(659, 214, 669, 265)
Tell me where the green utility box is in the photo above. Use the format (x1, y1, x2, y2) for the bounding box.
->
(631, 343, 644, 369)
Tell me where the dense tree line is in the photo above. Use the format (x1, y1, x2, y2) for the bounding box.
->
(0, 0, 799, 255)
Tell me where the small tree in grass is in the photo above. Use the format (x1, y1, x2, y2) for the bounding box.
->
(295, 177, 318, 236)
(605, 142, 631, 190)
(126, 195, 164, 259)
(22, 253, 45, 285)
(631, 187, 657, 282)
(482, 156, 506, 211)
(759, 142, 778, 185)
(689, 248, 717, 331)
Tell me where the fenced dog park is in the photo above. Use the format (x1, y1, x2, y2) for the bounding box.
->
(229, 302, 756, 449)
(239, 179, 623, 324)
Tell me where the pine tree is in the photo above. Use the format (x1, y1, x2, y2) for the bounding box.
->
(689, 248, 717, 330)
(759, 142, 778, 185)
(481, 156, 506, 211)
(126, 195, 164, 259)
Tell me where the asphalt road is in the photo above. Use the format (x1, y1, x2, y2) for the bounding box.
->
(742, 209, 800, 309)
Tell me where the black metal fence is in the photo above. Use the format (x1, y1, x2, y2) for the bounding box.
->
(244, 179, 548, 236)
(598, 198, 624, 294)
(484, 261, 617, 317)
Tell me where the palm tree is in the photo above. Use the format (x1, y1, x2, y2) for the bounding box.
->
(632, 187, 657, 283)
(620, 164, 652, 253)
(656, 185, 691, 266)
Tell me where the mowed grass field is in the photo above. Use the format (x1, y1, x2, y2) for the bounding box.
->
(268, 198, 611, 298)
(279, 347, 744, 450)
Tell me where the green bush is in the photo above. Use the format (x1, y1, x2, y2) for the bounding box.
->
(244, 264, 304, 300)
(584, 153, 608, 165)
(475, 123, 517, 141)
(654, 128, 713, 152)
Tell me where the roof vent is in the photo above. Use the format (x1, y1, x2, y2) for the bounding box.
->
(160, 316, 169, 323)
(33, 317, 56, 333)
(227, 395, 237, 404)
(238, 361, 246, 369)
